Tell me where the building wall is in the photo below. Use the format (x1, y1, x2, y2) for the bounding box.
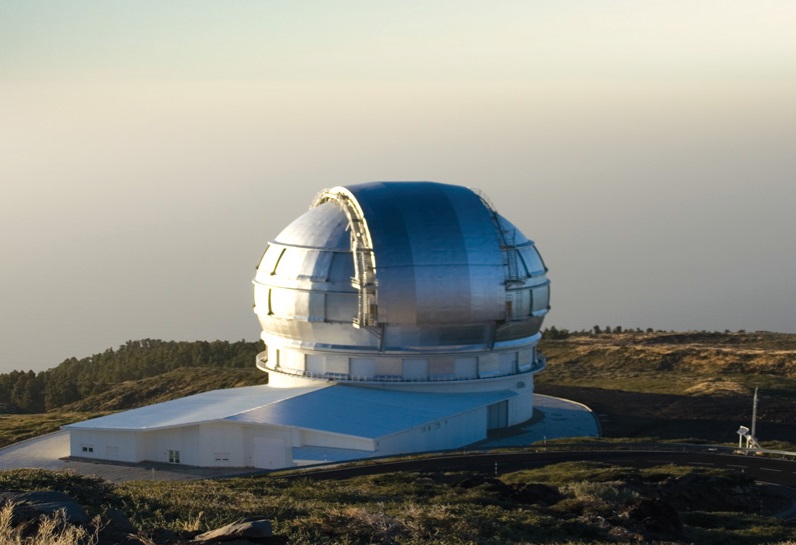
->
(70, 423, 297, 469)
(509, 377, 535, 424)
(377, 407, 488, 456)
(198, 421, 245, 467)
(298, 429, 374, 452)
(264, 344, 541, 384)
(67, 385, 525, 469)
(70, 429, 144, 463)
(144, 426, 201, 466)
(242, 424, 294, 469)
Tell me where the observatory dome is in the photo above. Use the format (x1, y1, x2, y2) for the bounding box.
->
(253, 182, 550, 411)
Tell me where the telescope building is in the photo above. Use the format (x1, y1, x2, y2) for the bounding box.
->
(65, 181, 551, 468)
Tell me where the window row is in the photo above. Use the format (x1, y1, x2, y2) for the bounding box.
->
(257, 283, 549, 323)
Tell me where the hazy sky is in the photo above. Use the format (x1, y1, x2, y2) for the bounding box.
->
(2, 1, 795, 373)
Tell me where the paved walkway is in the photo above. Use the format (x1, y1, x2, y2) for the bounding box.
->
(0, 394, 599, 483)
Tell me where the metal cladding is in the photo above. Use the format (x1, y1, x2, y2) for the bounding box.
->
(253, 181, 550, 385)
(342, 182, 506, 326)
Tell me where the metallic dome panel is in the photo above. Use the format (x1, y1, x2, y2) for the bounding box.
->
(273, 201, 351, 251)
(346, 182, 505, 325)
(254, 181, 550, 358)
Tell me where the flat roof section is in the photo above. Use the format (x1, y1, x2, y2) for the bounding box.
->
(63, 384, 329, 431)
(229, 385, 517, 439)
(63, 384, 516, 440)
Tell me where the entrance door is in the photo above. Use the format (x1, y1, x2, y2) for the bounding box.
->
(252, 437, 288, 469)
(487, 401, 508, 430)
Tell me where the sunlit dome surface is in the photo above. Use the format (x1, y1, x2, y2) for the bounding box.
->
(253, 181, 550, 388)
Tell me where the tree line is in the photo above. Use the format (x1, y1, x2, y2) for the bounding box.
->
(0, 339, 263, 413)
(541, 325, 669, 339)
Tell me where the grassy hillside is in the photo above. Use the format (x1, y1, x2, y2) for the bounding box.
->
(537, 331, 796, 446)
(3, 463, 796, 545)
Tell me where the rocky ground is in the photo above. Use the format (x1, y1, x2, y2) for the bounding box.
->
(1, 490, 286, 545)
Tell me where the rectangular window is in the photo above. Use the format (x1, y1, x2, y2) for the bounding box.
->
(81, 446, 94, 453)
(168, 449, 181, 464)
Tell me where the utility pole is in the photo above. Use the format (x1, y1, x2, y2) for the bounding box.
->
(751, 387, 759, 440)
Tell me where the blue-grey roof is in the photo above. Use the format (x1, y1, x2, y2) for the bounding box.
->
(229, 385, 516, 439)
(64, 384, 515, 440)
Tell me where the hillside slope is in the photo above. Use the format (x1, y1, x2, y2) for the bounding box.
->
(537, 331, 796, 445)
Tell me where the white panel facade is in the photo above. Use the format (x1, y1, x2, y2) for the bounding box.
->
(402, 358, 428, 380)
(277, 349, 305, 373)
(454, 357, 478, 379)
(508, 378, 535, 424)
(70, 429, 143, 463)
(199, 422, 245, 467)
(146, 426, 201, 466)
(350, 358, 375, 379)
(242, 425, 294, 469)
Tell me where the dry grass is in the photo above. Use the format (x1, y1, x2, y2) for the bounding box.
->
(0, 413, 97, 450)
(684, 378, 750, 395)
(0, 502, 101, 545)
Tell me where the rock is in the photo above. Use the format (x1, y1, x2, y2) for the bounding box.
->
(0, 490, 90, 525)
(14, 490, 75, 504)
(103, 508, 138, 533)
(147, 528, 183, 544)
(626, 498, 683, 538)
(193, 517, 277, 543)
(453, 475, 513, 497)
(510, 483, 564, 506)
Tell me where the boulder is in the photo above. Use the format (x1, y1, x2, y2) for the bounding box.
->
(193, 517, 281, 543)
(626, 498, 683, 538)
(103, 507, 138, 533)
(510, 482, 564, 506)
(0, 490, 89, 525)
